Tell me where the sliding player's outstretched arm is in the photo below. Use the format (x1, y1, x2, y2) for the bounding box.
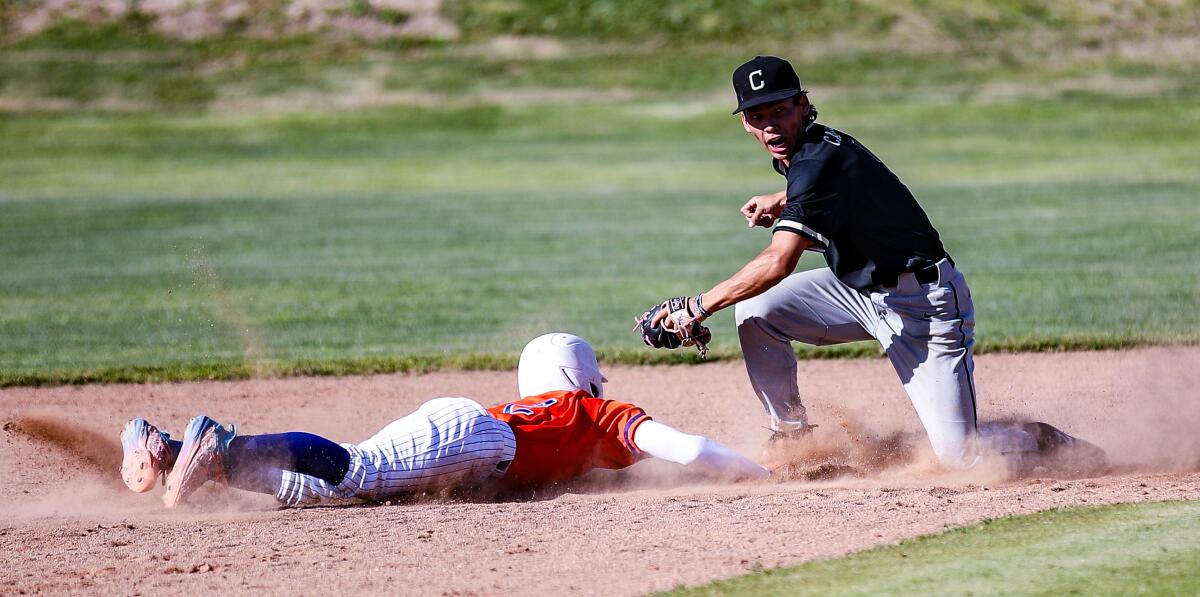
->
(633, 420, 768, 480)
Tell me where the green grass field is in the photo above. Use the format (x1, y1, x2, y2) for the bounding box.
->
(1, 8, 1198, 384)
(664, 500, 1200, 596)
(2, 90, 1198, 384)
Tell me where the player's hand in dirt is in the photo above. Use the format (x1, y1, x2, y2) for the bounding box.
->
(741, 189, 787, 228)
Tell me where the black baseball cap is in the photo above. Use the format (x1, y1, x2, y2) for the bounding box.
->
(731, 56, 802, 114)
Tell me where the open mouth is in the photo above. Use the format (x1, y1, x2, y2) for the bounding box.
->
(766, 137, 788, 150)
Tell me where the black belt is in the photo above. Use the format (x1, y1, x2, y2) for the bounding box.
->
(876, 255, 953, 289)
(913, 254, 954, 284)
(913, 262, 940, 284)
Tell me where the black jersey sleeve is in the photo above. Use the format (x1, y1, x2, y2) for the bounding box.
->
(773, 157, 839, 251)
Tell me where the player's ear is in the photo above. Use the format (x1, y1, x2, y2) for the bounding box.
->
(741, 113, 755, 134)
(795, 94, 811, 117)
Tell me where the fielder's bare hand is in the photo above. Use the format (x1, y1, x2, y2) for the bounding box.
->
(741, 189, 787, 228)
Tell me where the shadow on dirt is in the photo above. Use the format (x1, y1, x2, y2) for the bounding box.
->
(7, 412, 123, 480)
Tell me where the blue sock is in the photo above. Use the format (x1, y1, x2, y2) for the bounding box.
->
(166, 439, 182, 461)
(223, 433, 351, 495)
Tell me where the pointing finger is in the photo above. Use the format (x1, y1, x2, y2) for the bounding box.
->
(748, 205, 766, 227)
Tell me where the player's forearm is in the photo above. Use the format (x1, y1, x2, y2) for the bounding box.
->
(698, 231, 810, 314)
(633, 420, 767, 480)
(700, 252, 792, 313)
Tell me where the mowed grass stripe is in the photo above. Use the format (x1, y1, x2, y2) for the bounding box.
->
(663, 500, 1200, 596)
(3, 97, 1199, 200)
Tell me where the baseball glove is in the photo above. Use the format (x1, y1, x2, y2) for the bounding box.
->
(634, 295, 712, 358)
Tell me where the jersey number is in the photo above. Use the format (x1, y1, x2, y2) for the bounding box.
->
(502, 398, 558, 416)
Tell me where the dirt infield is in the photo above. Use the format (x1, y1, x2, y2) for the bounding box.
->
(2, 346, 1198, 595)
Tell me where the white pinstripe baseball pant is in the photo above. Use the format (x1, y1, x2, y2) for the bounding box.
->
(276, 397, 517, 506)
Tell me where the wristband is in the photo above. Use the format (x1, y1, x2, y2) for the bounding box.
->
(693, 294, 712, 318)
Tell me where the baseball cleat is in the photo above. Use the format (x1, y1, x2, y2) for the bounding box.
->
(120, 418, 174, 493)
(1022, 422, 1109, 478)
(162, 415, 236, 508)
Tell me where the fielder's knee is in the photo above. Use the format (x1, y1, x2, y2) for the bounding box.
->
(734, 295, 775, 328)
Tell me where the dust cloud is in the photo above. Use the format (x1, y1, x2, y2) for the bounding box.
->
(1099, 346, 1200, 473)
(10, 410, 123, 479)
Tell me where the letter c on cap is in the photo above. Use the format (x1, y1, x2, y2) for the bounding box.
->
(749, 69, 765, 91)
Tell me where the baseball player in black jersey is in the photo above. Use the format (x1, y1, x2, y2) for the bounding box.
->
(639, 56, 1106, 473)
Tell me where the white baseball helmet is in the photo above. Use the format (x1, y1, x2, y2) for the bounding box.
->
(517, 333, 608, 398)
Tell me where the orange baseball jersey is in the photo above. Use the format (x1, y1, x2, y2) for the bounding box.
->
(486, 390, 651, 489)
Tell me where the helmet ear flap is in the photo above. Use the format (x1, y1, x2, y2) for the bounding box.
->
(560, 367, 583, 393)
(558, 367, 604, 398)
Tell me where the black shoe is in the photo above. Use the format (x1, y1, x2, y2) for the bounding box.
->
(1021, 422, 1109, 478)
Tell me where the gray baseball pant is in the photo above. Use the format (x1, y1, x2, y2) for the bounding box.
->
(734, 258, 981, 468)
